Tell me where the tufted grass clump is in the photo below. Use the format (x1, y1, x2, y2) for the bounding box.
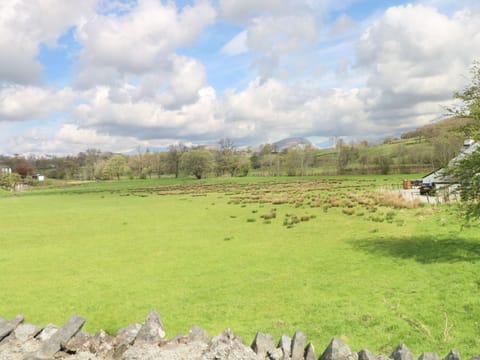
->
(1, 175, 479, 357)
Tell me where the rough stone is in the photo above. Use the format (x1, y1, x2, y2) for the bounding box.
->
(419, 353, 439, 360)
(391, 344, 415, 360)
(291, 331, 307, 360)
(305, 342, 316, 360)
(188, 324, 209, 343)
(468, 357, 480, 360)
(35, 324, 59, 341)
(358, 349, 377, 360)
(117, 323, 142, 345)
(251, 331, 275, 358)
(444, 350, 461, 360)
(319, 337, 358, 360)
(63, 331, 93, 353)
(0, 315, 24, 342)
(200, 328, 259, 360)
(89, 329, 116, 356)
(278, 335, 291, 360)
(37, 315, 85, 359)
(135, 309, 166, 344)
(267, 348, 284, 360)
(14, 324, 42, 342)
(376, 355, 392, 360)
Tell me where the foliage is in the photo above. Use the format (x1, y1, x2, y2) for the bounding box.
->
(180, 149, 215, 179)
(447, 149, 480, 222)
(13, 161, 34, 179)
(0, 172, 22, 190)
(449, 60, 480, 138)
(166, 144, 186, 178)
(101, 155, 131, 180)
(445, 61, 480, 222)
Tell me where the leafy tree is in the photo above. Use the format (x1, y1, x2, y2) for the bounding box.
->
(102, 155, 130, 180)
(447, 150, 480, 222)
(336, 139, 358, 174)
(449, 60, 480, 138)
(374, 155, 392, 175)
(446, 60, 480, 222)
(166, 144, 186, 178)
(0, 173, 22, 190)
(13, 161, 34, 179)
(284, 146, 315, 176)
(180, 149, 214, 179)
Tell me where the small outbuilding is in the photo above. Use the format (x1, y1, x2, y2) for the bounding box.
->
(32, 174, 45, 181)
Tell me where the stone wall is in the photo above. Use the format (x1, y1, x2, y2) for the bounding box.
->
(0, 310, 477, 360)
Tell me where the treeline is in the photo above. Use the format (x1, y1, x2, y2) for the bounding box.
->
(0, 117, 476, 185)
(0, 141, 319, 183)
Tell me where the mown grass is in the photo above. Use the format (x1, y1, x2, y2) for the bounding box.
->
(0, 175, 479, 356)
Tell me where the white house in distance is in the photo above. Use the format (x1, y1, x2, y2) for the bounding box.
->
(0, 163, 12, 175)
(32, 174, 45, 181)
(422, 139, 480, 184)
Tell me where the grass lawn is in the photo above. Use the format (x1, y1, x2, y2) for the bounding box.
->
(0, 175, 479, 356)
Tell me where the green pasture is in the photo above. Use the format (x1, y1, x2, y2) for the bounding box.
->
(0, 176, 479, 356)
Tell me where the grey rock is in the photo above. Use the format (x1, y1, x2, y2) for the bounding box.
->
(122, 341, 208, 360)
(14, 324, 42, 342)
(117, 323, 142, 345)
(305, 342, 316, 360)
(113, 342, 129, 359)
(267, 348, 284, 360)
(35, 324, 59, 341)
(251, 332, 275, 358)
(391, 344, 414, 360)
(0, 315, 24, 341)
(89, 329, 116, 356)
(37, 315, 85, 359)
(63, 331, 92, 353)
(278, 335, 291, 359)
(419, 353, 439, 360)
(135, 309, 166, 344)
(291, 331, 306, 360)
(468, 357, 480, 360)
(444, 350, 461, 360)
(319, 337, 357, 360)
(358, 349, 376, 360)
(0, 317, 7, 326)
(167, 333, 189, 346)
(201, 328, 259, 360)
(188, 324, 209, 343)
(376, 355, 392, 360)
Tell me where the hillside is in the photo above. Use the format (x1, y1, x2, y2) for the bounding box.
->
(313, 117, 479, 175)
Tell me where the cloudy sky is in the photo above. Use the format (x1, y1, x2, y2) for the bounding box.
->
(1, 0, 480, 155)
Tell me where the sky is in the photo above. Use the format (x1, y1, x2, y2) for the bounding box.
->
(1, 0, 480, 155)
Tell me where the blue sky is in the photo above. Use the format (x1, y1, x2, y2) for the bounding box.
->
(1, 0, 480, 155)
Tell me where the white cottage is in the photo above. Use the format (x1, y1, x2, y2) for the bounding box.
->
(0, 164, 12, 175)
(422, 139, 480, 184)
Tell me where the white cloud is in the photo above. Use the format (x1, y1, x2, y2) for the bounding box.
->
(357, 4, 480, 126)
(221, 31, 248, 56)
(73, 84, 224, 140)
(5, 124, 145, 155)
(75, 0, 216, 80)
(0, 85, 75, 121)
(245, 14, 319, 78)
(0, 0, 95, 84)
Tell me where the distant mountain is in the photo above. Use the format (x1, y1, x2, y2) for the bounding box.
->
(272, 137, 314, 151)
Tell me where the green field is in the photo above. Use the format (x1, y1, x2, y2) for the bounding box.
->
(0, 176, 479, 356)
